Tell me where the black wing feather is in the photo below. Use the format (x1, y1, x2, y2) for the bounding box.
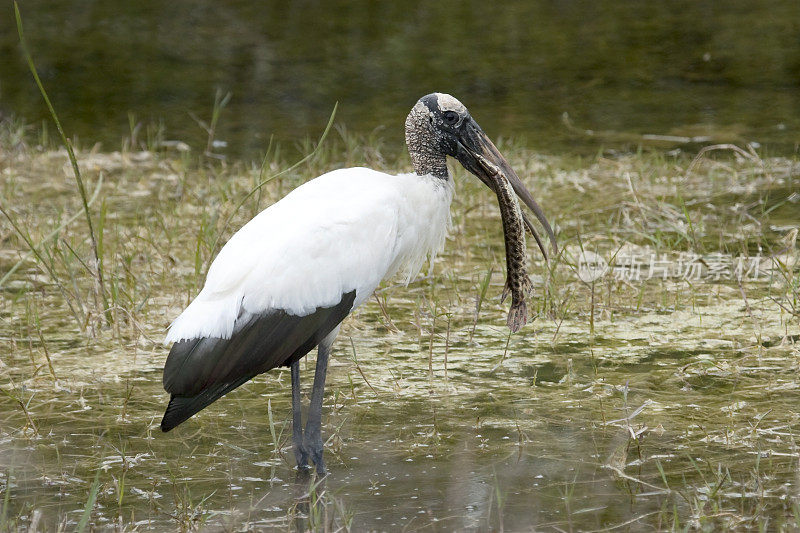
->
(160, 290, 356, 432)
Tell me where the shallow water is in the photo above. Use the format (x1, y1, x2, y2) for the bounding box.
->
(1, 146, 798, 529)
(2, 285, 799, 530)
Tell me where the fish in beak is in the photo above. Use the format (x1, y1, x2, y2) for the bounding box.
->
(407, 93, 557, 332)
(454, 118, 557, 332)
(454, 119, 558, 262)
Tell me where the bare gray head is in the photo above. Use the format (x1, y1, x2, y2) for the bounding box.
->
(404, 93, 469, 179)
(404, 92, 558, 258)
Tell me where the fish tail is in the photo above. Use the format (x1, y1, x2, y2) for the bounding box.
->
(507, 298, 527, 333)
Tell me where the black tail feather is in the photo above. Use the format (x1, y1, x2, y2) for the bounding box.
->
(160, 375, 253, 432)
(160, 290, 357, 432)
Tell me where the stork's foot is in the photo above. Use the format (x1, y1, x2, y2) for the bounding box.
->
(293, 441, 325, 475)
(305, 433, 327, 476)
(293, 441, 310, 470)
(290, 330, 335, 476)
(294, 465, 313, 488)
(292, 425, 326, 475)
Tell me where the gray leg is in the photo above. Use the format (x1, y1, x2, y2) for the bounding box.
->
(304, 327, 339, 475)
(291, 360, 309, 470)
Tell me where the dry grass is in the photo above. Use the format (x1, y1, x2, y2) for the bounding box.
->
(0, 116, 799, 530)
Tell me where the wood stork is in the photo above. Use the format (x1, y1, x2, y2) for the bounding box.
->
(160, 93, 557, 475)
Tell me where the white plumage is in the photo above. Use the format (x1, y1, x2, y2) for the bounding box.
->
(159, 93, 556, 476)
(166, 167, 454, 343)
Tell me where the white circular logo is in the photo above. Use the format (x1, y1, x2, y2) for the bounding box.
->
(577, 250, 608, 282)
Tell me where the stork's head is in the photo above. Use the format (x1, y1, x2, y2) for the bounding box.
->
(405, 92, 557, 259)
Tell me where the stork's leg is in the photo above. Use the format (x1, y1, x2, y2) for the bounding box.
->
(304, 327, 339, 476)
(305, 343, 330, 475)
(291, 360, 309, 470)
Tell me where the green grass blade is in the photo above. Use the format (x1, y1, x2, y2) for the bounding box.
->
(0, 172, 103, 289)
(14, 1, 111, 324)
(77, 467, 101, 533)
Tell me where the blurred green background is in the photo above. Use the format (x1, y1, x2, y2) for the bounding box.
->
(2, 0, 799, 157)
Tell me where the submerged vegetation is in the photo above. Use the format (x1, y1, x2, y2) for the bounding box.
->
(0, 111, 798, 530)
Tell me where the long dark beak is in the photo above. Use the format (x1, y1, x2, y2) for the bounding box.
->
(455, 120, 558, 261)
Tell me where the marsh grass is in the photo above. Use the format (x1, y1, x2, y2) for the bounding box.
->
(14, 3, 110, 328)
(0, 108, 798, 530)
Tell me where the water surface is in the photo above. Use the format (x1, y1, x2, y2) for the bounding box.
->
(0, 147, 797, 529)
(1, 0, 799, 158)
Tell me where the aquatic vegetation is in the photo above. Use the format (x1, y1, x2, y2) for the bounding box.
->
(0, 119, 798, 529)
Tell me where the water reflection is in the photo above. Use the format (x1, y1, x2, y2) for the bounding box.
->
(1, 0, 799, 157)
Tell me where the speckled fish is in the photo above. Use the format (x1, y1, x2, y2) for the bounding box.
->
(454, 123, 558, 332)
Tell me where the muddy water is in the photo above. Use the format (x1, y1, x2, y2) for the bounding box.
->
(1, 290, 798, 530)
(0, 149, 798, 530)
